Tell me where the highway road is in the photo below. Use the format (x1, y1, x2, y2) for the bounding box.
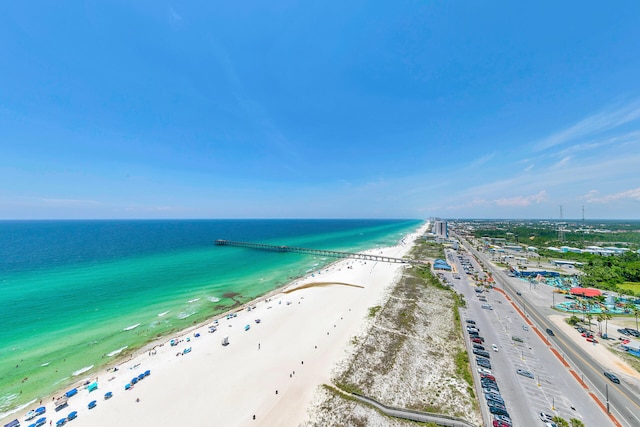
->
(456, 233, 640, 427)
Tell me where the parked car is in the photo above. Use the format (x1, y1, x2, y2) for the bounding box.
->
(488, 405, 509, 417)
(473, 344, 485, 351)
(493, 415, 512, 426)
(522, 325, 528, 331)
(604, 372, 620, 384)
(516, 369, 534, 379)
(471, 337, 483, 344)
(473, 349, 491, 358)
(477, 367, 492, 376)
(539, 412, 554, 422)
(586, 337, 598, 343)
(486, 395, 505, 405)
(481, 304, 493, 310)
(512, 336, 523, 343)
(466, 319, 476, 324)
(481, 374, 496, 381)
(492, 344, 499, 352)
(476, 358, 492, 369)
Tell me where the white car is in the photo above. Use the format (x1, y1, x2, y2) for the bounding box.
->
(477, 367, 492, 376)
(492, 344, 498, 352)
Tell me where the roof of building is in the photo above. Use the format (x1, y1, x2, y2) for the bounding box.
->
(570, 287, 602, 297)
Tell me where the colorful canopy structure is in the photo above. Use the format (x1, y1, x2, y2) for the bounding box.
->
(570, 287, 602, 298)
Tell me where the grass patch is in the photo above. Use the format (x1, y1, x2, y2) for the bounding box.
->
(618, 282, 640, 292)
(454, 350, 474, 390)
(368, 305, 382, 317)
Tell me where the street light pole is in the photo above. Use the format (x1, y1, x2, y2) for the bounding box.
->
(606, 383, 610, 413)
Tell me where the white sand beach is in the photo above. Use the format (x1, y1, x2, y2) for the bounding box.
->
(9, 225, 427, 427)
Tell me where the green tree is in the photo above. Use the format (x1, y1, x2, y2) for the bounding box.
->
(570, 418, 585, 427)
(625, 302, 640, 331)
(602, 311, 613, 338)
(596, 313, 604, 335)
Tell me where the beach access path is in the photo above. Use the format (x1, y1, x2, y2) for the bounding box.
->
(9, 225, 427, 427)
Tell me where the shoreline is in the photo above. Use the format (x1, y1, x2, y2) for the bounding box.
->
(2, 223, 428, 425)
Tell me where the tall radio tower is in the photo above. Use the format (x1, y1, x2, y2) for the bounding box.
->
(558, 205, 565, 242)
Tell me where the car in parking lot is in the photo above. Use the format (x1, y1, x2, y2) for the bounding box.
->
(522, 324, 528, 331)
(493, 415, 512, 426)
(466, 319, 476, 325)
(471, 337, 483, 344)
(481, 373, 496, 381)
(511, 336, 523, 343)
(586, 337, 598, 343)
(485, 392, 502, 403)
(516, 369, 534, 379)
(494, 414, 512, 424)
(604, 371, 620, 384)
(467, 326, 479, 333)
(539, 412, 554, 422)
(477, 367, 492, 376)
(473, 344, 485, 351)
(492, 344, 499, 352)
(483, 387, 500, 396)
(546, 328, 555, 336)
(515, 291, 521, 296)
(488, 405, 509, 417)
(476, 358, 492, 369)
(473, 349, 490, 358)
(480, 380, 500, 392)
(481, 304, 493, 310)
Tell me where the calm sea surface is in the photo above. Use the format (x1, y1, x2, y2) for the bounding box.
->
(0, 219, 422, 415)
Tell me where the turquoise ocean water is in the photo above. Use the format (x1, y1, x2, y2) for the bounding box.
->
(0, 219, 422, 415)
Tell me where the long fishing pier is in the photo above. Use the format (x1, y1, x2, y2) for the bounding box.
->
(215, 240, 424, 265)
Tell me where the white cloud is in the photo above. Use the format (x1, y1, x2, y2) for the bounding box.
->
(38, 198, 101, 206)
(583, 187, 640, 203)
(524, 164, 534, 172)
(553, 156, 571, 168)
(495, 190, 548, 207)
(535, 100, 640, 151)
(169, 7, 183, 23)
(469, 152, 495, 168)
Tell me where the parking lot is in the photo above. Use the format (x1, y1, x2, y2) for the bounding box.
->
(448, 249, 615, 427)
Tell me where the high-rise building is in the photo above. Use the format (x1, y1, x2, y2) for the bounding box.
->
(433, 220, 448, 238)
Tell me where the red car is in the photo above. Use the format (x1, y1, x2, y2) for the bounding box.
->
(493, 420, 511, 427)
(481, 374, 496, 381)
(587, 337, 598, 343)
(582, 332, 593, 338)
(471, 337, 483, 344)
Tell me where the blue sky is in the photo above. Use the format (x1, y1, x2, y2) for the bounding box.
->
(1, 1, 640, 220)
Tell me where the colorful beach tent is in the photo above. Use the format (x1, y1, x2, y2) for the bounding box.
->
(4, 419, 20, 427)
(570, 287, 602, 298)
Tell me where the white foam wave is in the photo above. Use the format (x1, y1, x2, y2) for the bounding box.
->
(0, 397, 36, 420)
(177, 310, 196, 320)
(41, 362, 50, 367)
(188, 298, 200, 303)
(123, 323, 141, 331)
(208, 297, 220, 303)
(157, 311, 170, 317)
(72, 365, 94, 376)
(107, 346, 128, 357)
